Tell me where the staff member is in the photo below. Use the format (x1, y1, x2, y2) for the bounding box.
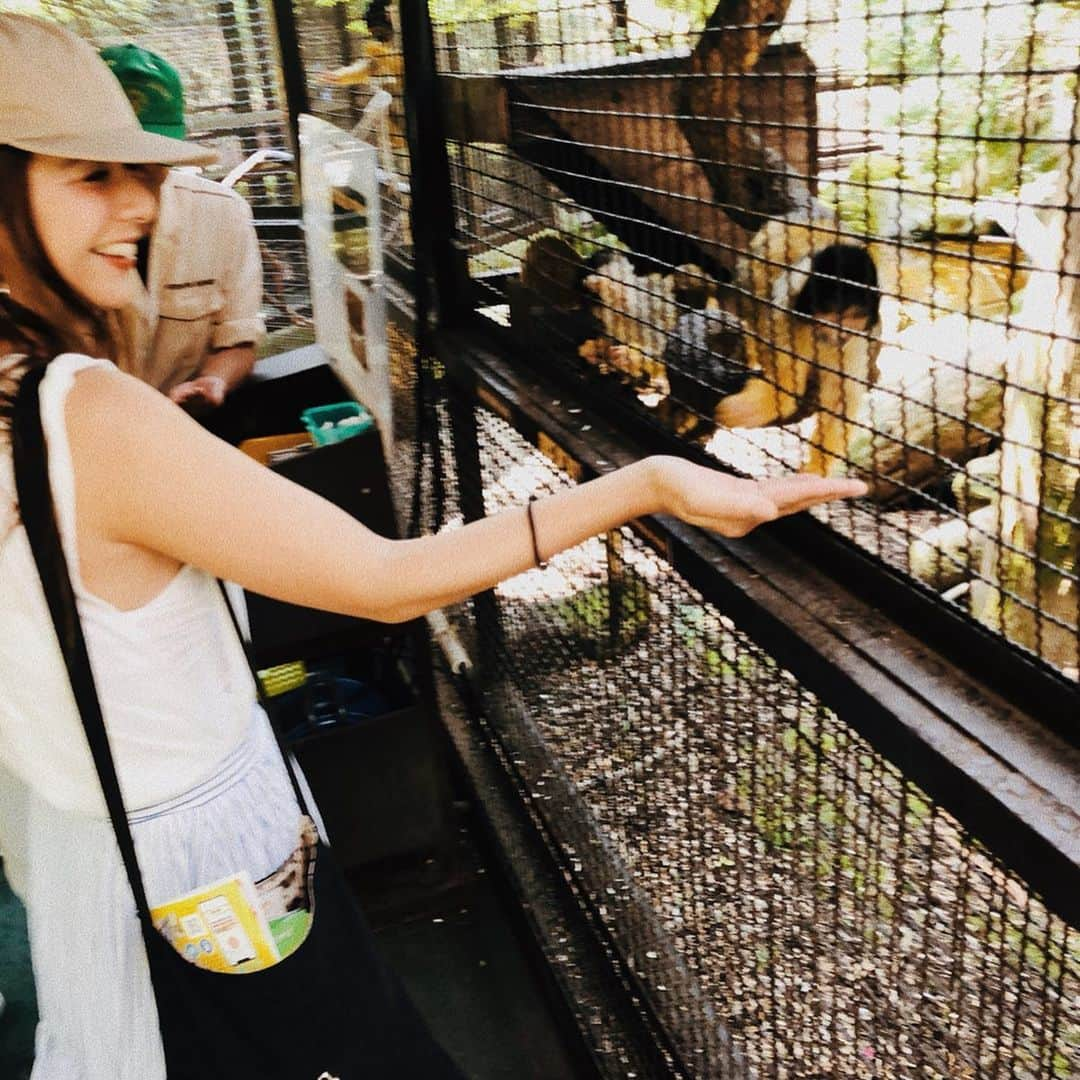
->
(100, 43, 265, 410)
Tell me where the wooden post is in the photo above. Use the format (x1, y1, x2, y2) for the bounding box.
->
(611, 0, 630, 57)
(494, 14, 513, 71)
(970, 149, 1080, 674)
(677, 0, 820, 232)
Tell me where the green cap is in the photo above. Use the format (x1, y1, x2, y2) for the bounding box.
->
(99, 43, 186, 141)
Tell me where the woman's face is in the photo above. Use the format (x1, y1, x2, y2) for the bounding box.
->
(26, 155, 164, 310)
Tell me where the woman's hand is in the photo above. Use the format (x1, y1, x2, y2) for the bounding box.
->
(649, 455, 867, 538)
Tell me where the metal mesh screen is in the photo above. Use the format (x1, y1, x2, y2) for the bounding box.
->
(434, 0, 1080, 683)
(359, 12, 1080, 1074)
(424, 380, 1079, 1079)
(258, 233, 313, 340)
(292, 0, 414, 279)
(47, 0, 295, 204)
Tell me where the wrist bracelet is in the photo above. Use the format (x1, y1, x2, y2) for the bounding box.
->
(526, 496, 546, 569)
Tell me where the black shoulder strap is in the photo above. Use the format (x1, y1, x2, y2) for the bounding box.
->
(11, 364, 155, 922)
(215, 581, 310, 812)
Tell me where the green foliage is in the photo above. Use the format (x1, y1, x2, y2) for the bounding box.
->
(539, 565, 652, 660)
(428, 0, 538, 30)
(468, 236, 531, 276)
(819, 153, 900, 235)
(32, 0, 154, 37)
(650, 0, 714, 27)
(563, 219, 627, 263)
(291, 0, 379, 37)
(866, 9, 943, 79)
(815, 1, 1077, 235)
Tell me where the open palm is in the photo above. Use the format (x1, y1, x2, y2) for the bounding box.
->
(655, 457, 867, 538)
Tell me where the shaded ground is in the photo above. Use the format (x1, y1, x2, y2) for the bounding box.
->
(455, 408, 1079, 1080)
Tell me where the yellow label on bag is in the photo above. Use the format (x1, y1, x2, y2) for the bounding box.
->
(152, 871, 281, 974)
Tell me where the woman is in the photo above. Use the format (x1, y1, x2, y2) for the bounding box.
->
(0, 15, 866, 1080)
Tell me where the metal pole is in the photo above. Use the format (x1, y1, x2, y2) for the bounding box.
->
(268, 0, 311, 161)
(398, 0, 468, 327)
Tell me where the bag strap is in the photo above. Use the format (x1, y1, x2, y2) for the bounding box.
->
(11, 364, 155, 923)
(214, 581, 311, 813)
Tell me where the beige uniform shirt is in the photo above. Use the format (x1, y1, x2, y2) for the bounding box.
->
(120, 171, 266, 393)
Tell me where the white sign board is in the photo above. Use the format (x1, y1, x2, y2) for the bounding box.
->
(299, 113, 393, 456)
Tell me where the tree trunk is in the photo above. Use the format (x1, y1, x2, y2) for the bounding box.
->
(677, 0, 818, 232)
(969, 149, 1080, 676)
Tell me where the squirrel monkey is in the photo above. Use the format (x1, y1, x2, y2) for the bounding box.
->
(717, 222, 881, 476)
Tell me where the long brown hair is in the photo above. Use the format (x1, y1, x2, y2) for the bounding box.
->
(0, 146, 121, 422)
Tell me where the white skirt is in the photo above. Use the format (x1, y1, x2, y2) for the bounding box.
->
(0, 706, 318, 1080)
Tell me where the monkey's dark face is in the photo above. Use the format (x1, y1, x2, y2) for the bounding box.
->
(807, 305, 875, 349)
(791, 243, 881, 332)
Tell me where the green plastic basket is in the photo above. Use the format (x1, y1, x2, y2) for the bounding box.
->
(300, 402, 374, 447)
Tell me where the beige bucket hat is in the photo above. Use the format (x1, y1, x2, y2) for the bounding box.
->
(0, 15, 216, 166)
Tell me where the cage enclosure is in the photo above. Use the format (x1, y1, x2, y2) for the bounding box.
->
(17, 2, 1079, 1079)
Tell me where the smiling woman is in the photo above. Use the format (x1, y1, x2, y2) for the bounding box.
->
(0, 148, 110, 365)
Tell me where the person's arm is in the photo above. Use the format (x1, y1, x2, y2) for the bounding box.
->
(70, 367, 865, 624)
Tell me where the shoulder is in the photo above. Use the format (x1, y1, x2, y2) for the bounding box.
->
(39, 353, 115, 407)
(162, 170, 254, 224)
(63, 360, 177, 453)
(62, 362, 212, 509)
(64, 358, 165, 415)
(36, 360, 175, 531)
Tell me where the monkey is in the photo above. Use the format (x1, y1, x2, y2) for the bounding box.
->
(716, 219, 881, 476)
(662, 305, 749, 439)
(581, 254, 674, 391)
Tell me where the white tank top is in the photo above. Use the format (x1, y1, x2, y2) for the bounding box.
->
(0, 354, 254, 816)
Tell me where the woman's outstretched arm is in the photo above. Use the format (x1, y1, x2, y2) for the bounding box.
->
(69, 366, 864, 623)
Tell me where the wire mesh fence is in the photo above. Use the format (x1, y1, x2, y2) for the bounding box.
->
(432, 0, 1080, 684)
(293, 0, 414, 280)
(44, 0, 298, 204)
(414, 363, 1079, 1079)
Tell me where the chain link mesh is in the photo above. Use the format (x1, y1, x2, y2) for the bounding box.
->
(16, 4, 1078, 1076)
(386, 301, 1078, 1077)
(434, 0, 1080, 684)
